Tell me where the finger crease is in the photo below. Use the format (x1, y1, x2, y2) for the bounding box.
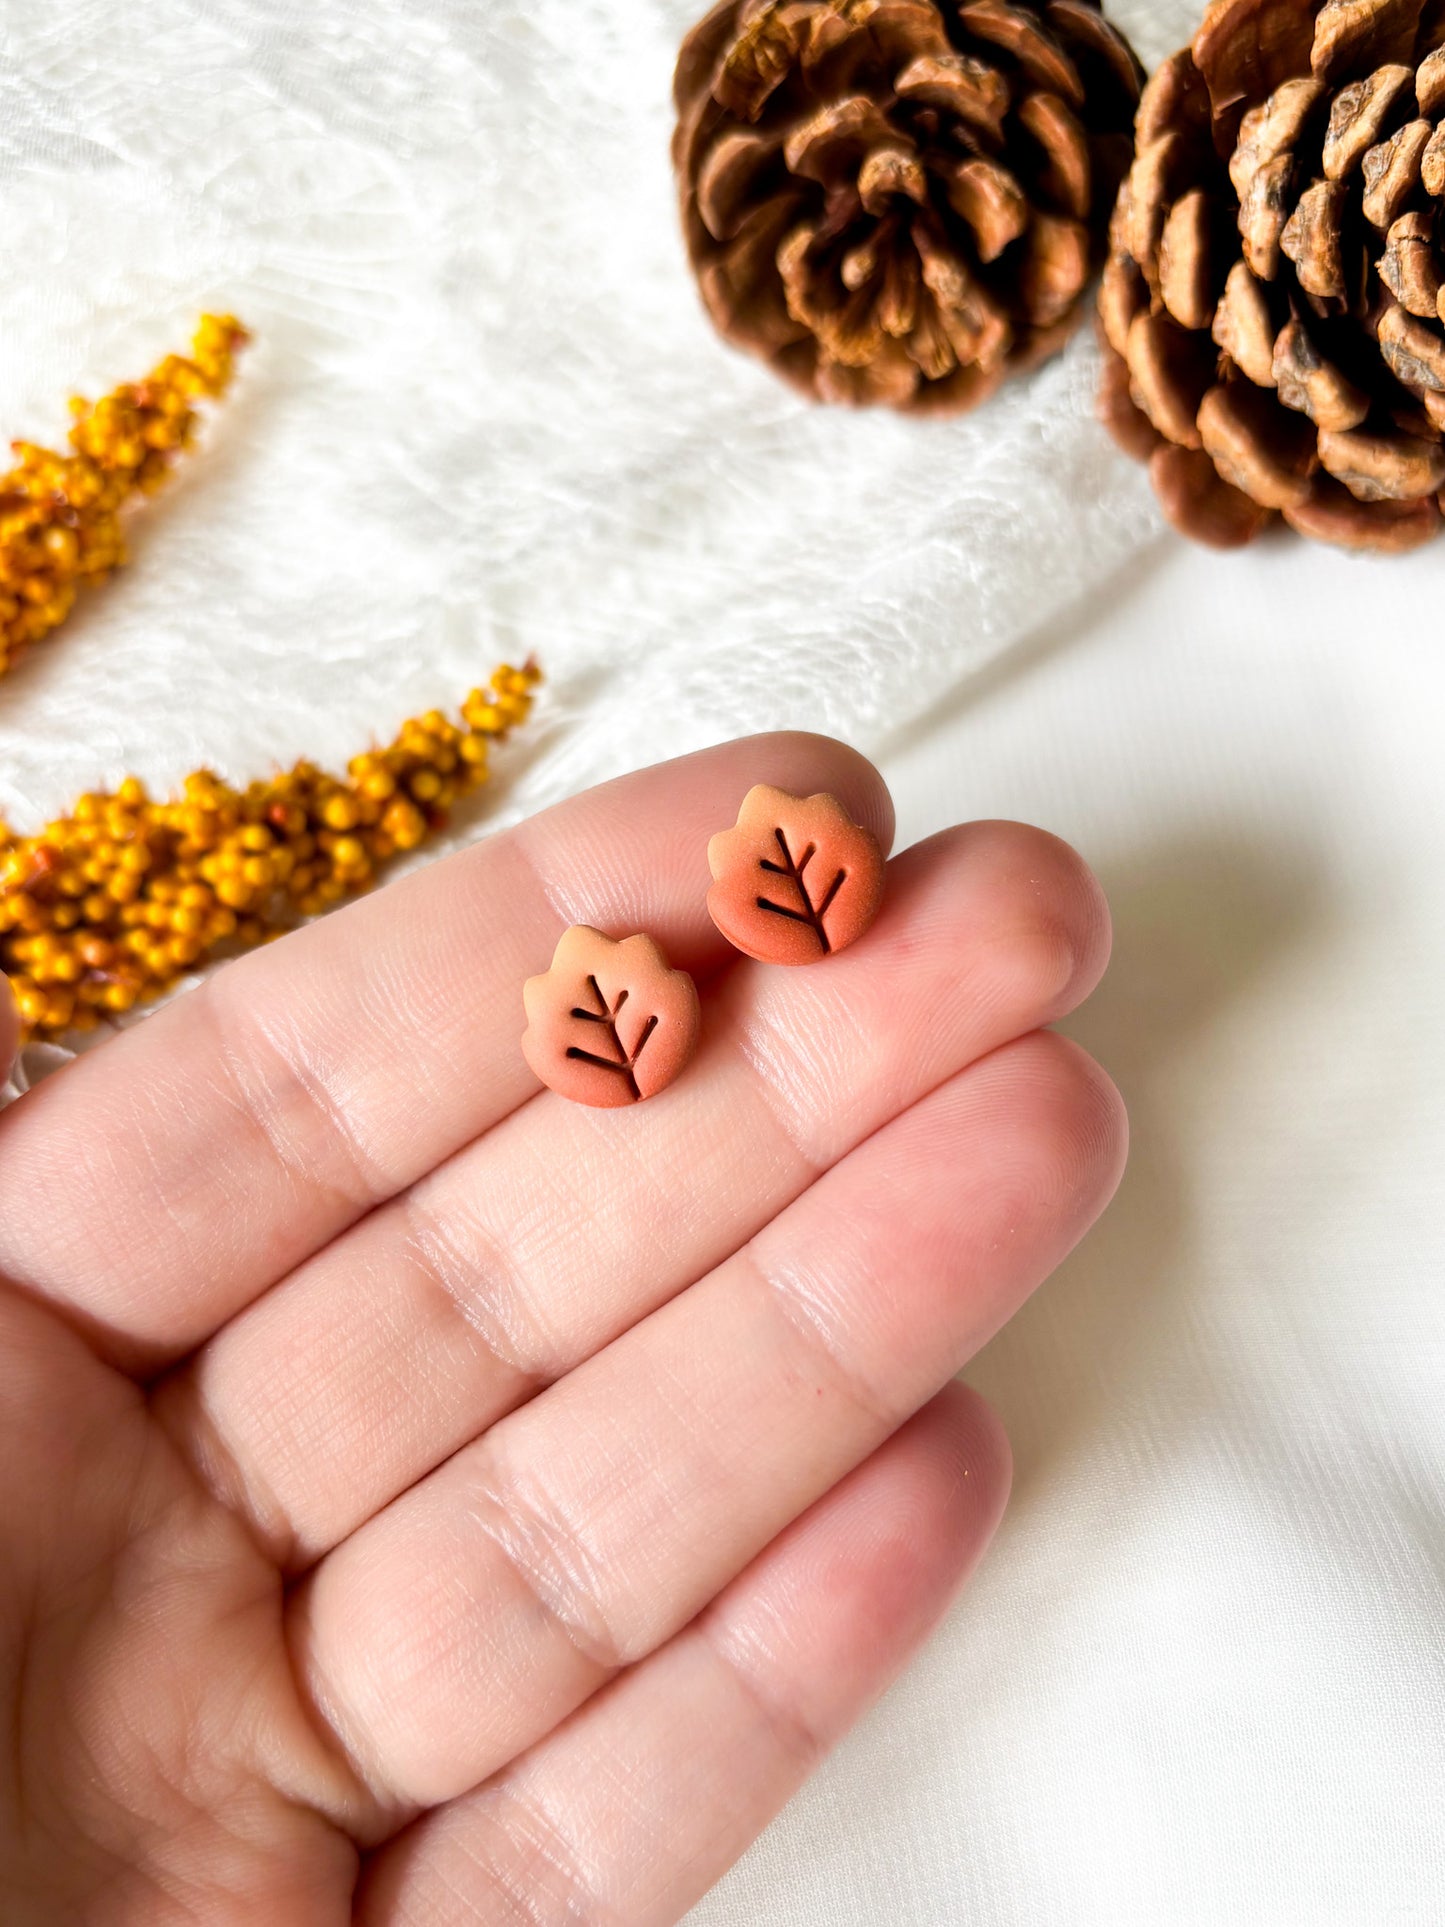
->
(199, 985, 395, 1223)
(399, 1193, 550, 1388)
(742, 1244, 896, 1432)
(471, 1777, 623, 1927)
(151, 1374, 301, 1572)
(730, 999, 837, 1177)
(701, 1611, 828, 1777)
(465, 1465, 625, 1677)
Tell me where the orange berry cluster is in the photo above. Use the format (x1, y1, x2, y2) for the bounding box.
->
(0, 314, 247, 679)
(0, 663, 540, 1041)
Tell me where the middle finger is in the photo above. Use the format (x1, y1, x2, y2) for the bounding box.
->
(159, 820, 1106, 1566)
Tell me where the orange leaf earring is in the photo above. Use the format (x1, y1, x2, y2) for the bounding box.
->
(522, 926, 701, 1107)
(707, 785, 885, 966)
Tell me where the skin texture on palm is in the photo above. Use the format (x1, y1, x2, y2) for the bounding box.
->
(0, 735, 1126, 1924)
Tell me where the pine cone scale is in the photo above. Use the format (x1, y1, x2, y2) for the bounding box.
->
(862, 142, 932, 207)
(1320, 420, 1445, 491)
(947, 156, 1030, 254)
(1310, 0, 1424, 86)
(957, 0, 1085, 103)
(1017, 91, 1093, 218)
(1285, 474, 1442, 542)
(1158, 189, 1217, 327)
(1151, 442, 1274, 542)
(1379, 209, 1443, 312)
(1362, 117, 1432, 226)
(1273, 313, 1372, 421)
(1045, 1, 1147, 119)
(717, 6, 813, 119)
(1378, 298, 1445, 380)
(1212, 258, 1280, 378)
(1419, 42, 1445, 108)
(1019, 208, 1092, 319)
(1322, 63, 1412, 173)
(895, 52, 1012, 134)
(694, 128, 785, 240)
(1199, 380, 1317, 501)
(1280, 178, 1349, 295)
(677, 0, 1143, 410)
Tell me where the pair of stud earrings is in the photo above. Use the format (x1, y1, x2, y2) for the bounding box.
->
(520, 784, 886, 1109)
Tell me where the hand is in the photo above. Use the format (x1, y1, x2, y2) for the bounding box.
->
(0, 735, 1124, 1924)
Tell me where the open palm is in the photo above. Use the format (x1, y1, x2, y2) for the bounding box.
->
(0, 735, 1124, 1925)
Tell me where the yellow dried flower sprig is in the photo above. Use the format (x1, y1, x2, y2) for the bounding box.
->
(0, 662, 541, 1042)
(0, 313, 247, 679)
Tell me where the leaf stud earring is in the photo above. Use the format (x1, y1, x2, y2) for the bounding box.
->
(707, 785, 885, 966)
(522, 926, 701, 1107)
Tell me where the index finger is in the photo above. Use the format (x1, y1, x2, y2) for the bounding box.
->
(0, 977, 18, 1086)
(0, 735, 892, 1373)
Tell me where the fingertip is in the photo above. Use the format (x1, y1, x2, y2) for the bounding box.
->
(1034, 1029, 1131, 1206)
(962, 1027, 1130, 1235)
(756, 731, 895, 859)
(759, 1384, 1013, 1693)
(517, 731, 895, 973)
(970, 821, 1114, 1014)
(1046, 829, 1114, 1007)
(926, 1378, 1014, 1535)
(881, 1383, 1012, 1610)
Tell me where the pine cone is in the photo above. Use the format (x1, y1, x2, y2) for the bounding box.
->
(674, 0, 1144, 411)
(1099, 0, 1445, 551)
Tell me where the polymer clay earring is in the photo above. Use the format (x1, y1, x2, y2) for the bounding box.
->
(707, 785, 885, 966)
(522, 925, 700, 1107)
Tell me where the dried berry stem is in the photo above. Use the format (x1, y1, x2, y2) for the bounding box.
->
(0, 314, 248, 681)
(0, 662, 542, 1043)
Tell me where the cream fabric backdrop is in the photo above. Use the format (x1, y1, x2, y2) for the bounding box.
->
(3, 2, 1444, 1920)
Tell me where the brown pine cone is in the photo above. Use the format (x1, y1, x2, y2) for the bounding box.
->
(674, 0, 1144, 411)
(1099, 0, 1445, 552)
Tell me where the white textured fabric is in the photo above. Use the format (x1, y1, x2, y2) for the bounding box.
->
(0, 0, 1177, 861)
(5, 2, 1444, 1921)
